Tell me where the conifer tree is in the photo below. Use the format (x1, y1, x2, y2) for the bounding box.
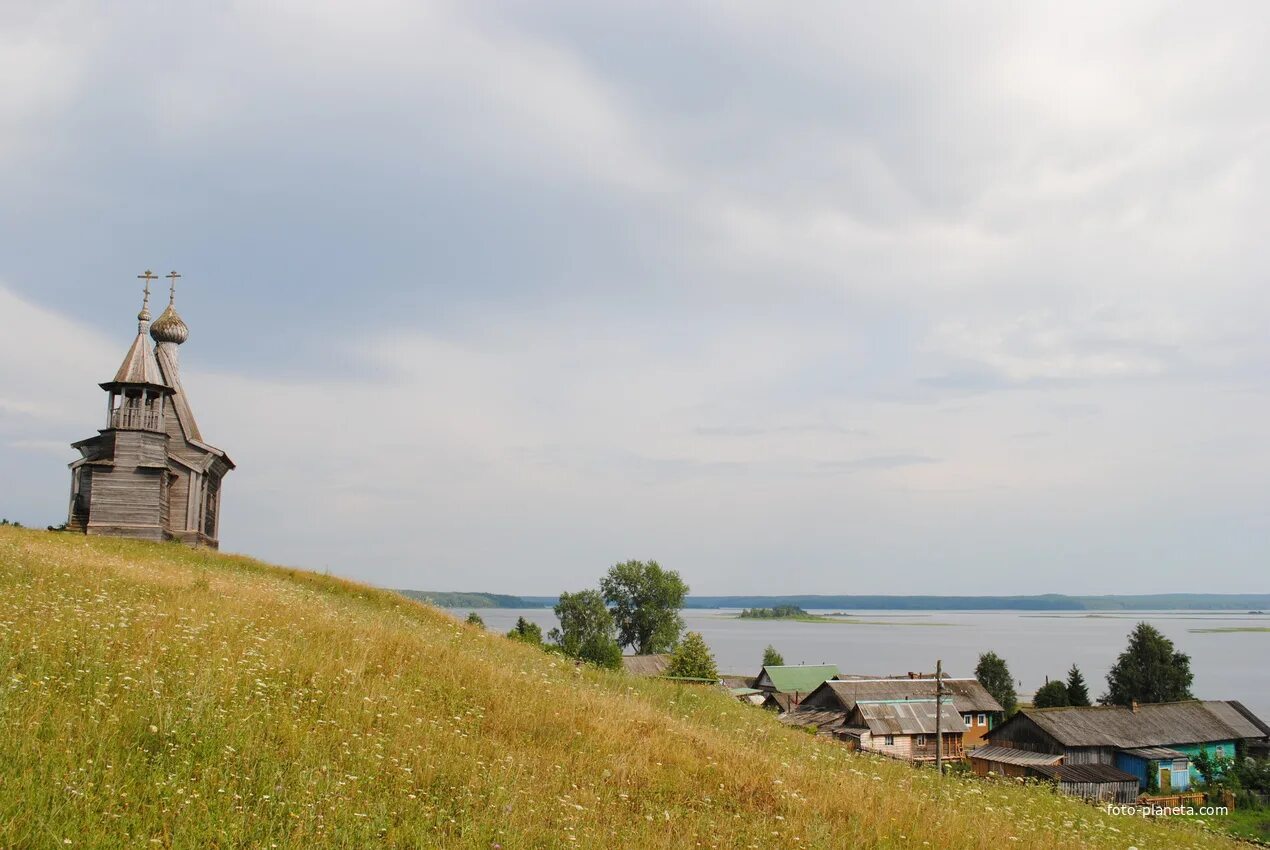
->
(1065, 664, 1091, 707)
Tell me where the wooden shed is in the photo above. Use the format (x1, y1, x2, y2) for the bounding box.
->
(1029, 763, 1140, 804)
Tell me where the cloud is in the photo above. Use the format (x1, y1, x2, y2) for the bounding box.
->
(1, 3, 1269, 594)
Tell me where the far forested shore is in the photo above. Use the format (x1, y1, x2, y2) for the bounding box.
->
(400, 590, 1270, 611)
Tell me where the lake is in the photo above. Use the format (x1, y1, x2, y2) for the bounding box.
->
(458, 607, 1270, 720)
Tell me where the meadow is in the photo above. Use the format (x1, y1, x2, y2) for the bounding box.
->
(0, 527, 1239, 848)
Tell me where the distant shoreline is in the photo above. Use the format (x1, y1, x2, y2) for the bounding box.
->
(398, 590, 1270, 611)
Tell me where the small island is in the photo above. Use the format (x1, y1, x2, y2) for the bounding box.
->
(737, 605, 833, 622)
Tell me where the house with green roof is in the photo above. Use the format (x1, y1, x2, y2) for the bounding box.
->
(754, 664, 839, 706)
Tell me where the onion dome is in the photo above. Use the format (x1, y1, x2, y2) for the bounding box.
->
(150, 301, 189, 345)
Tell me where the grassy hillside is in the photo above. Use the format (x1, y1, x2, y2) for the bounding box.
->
(0, 528, 1234, 849)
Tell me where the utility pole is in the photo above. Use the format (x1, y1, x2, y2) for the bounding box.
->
(934, 658, 944, 776)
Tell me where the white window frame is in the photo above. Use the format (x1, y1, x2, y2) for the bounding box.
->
(978, 713, 987, 726)
(964, 714, 973, 728)
(915, 735, 926, 747)
(884, 735, 895, 746)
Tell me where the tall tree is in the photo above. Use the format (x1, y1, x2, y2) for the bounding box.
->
(665, 632, 718, 681)
(1065, 664, 1091, 707)
(762, 645, 785, 667)
(507, 616, 543, 646)
(975, 651, 1018, 715)
(1033, 679, 1070, 708)
(1102, 622, 1193, 706)
(600, 560, 689, 654)
(548, 590, 622, 670)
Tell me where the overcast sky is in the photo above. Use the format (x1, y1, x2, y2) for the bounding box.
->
(2, 2, 1268, 595)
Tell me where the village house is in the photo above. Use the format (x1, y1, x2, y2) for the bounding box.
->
(793, 677, 1004, 748)
(782, 696, 965, 762)
(67, 272, 233, 548)
(753, 664, 839, 708)
(978, 700, 1270, 794)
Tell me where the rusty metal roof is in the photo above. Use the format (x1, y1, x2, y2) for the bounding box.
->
(855, 699, 964, 736)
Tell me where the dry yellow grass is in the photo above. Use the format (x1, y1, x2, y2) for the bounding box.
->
(0, 527, 1236, 848)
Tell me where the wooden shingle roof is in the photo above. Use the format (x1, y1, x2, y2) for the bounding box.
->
(105, 331, 167, 388)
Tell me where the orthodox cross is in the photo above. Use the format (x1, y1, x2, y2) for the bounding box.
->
(137, 269, 157, 321)
(166, 270, 181, 303)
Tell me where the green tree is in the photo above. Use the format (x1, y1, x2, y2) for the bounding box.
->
(1065, 664, 1091, 707)
(548, 590, 622, 670)
(506, 616, 543, 646)
(1033, 679, 1070, 708)
(665, 631, 718, 681)
(975, 651, 1018, 716)
(600, 560, 689, 654)
(465, 611, 484, 628)
(1102, 623, 1194, 706)
(762, 645, 785, 667)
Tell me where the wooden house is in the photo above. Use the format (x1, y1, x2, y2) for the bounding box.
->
(849, 699, 965, 762)
(782, 695, 965, 763)
(753, 664, 839, 708)
(67, 272, 233, 548)
(796, 677, 1003, 748)
(983, 701, 1269, 793)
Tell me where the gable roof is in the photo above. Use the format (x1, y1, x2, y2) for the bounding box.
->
(756, 664, 839, 694)
(622, 654, 670, 676)
(802, 678, 1003, 714)
(854, 699, 964, 736)
(763, 692, 793, 712)
(990, 701, 1264, 749)
(1201, 700, 1270, 740)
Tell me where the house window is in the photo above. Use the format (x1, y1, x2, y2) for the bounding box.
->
(884, 735, 895, 746)
(915, 735, 926, 747)
(978, 713, 987, 726)
(964, 714, 973, 728)
(1216, 746, 1226, 758)
(1173, 758, 1188, 774)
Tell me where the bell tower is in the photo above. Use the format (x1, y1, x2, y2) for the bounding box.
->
(68, 271, 174, 539)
